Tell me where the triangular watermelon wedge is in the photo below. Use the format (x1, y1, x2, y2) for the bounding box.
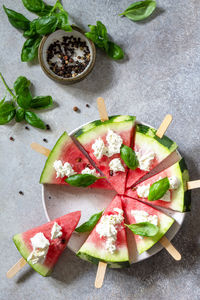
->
(77, 195, 130, 268)
(125, 158, 191, 212)
(40, 131, 112, 189)
(74, 115, 136, 194)
(126, 124, 177, 188)
(122, 196, 174, 254)
(13, 211, 81, 276)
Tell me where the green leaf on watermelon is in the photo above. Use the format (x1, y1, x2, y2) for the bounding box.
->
(65, 174, 102, 187)
(120, 144, 139, 170)
(125, 222, 159, 237)
(148, 177, 169, 201)
(75, 210, 103, 233)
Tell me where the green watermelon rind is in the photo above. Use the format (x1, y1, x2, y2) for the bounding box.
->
(40, 132, 70, 184)
(74, 115, 136, 144)
(76, 244, 130, 268)
(13, 234, 51, 277)
(136, 124, 177, 152)
(135, 213, 174, 254)
(178, 158, 191, 212)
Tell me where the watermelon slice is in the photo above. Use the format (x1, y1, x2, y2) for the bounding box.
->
(74, 115, 136, 194)
(122, 196, 174, 254)
(13, 211, 81, 276)
(77, 195, 130, 268)
(126, 124, 177, 188)
(126, 158, 191, 212)
(40, 131, 112, 189)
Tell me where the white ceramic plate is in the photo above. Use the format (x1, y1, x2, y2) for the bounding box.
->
(42, 121, 185, 265)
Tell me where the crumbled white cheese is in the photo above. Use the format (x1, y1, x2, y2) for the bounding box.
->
(160, 190, 171, 202)
(106, 129, 123, 157)
(81, 167, 99, 177)
(27, 232, 50, 265)
(109, 158, 125, 173)
(135, 149, 155, 171)
(91, 137, 107, 160)
(51, 222, 62, 240)
(53, 160, 77, 178)
(131, 210, 158, 226)
(169, 176, 180, 190)
(96, 208, 124, 254)
(137, 184, 150, 198)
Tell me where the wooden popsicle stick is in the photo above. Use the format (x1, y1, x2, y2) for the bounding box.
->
(95, 262, 107, 288)
(187, 180, 200, 190)
(6, 257, 27, 279)
(97, 97, 109, 122)
(159, 236, 181, 261)
(156, 114, 172, 138)
(31, 142, 50, 157)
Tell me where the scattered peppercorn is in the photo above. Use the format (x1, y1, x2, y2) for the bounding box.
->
(49, 196, 51, 199)
(19, 191, 24, 195)
(25, 126, 29, 130)
(109, 170, 114, 176)
(61, 239, 66, 244)
(86, 164, 91, 168)
(43, 138, 48, 143)
(73, 106, 79, 112)
(86, 104, 90, 108)
(9, 137, 14, 141)
(76, 157, 82, 162)
(46, 124, 51, 130)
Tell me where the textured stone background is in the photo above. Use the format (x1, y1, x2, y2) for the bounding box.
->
(1, 0, 200, 299)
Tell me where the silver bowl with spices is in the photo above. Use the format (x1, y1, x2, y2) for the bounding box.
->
(38, 26, 96, 84)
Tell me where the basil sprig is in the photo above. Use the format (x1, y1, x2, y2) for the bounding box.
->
(0, 73, 53, 129)
(85, 21, 124, 60)
(125, 222, 159, 237)
(75, 210, 103, 233)
(119, 0, 156, 22)
(66, 174, 103, 187)
(3, 0, 72, 63)
(148, 177, 169, 201)
(120, 144, 139, 170)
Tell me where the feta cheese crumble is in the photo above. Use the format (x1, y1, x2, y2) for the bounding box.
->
(96, 208, 124, 254)
(169, 176, 180, 190)
(27, 232, 50, 265)
(51, 222, 62, 240)
(135, 149, 155, 171)
(81, 167, 99, 177)
(91, 138, 106, 160)
(109, 158, 125, 173)
(137, 184, 150, 198)
(53, 160, 77, 178)
(131, 210, 158, 226)
(106, 129, 123, 157)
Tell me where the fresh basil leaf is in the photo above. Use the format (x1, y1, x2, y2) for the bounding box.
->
(0, 101, 16, 125)
(37, 4, 53, 16)
(14, 76, 30, 95)
(85, 21, 108, 50)
(125, 222, 159, 237)
(23, 20, 37, 38)
(22, 0, 45, 14)
(17, 90, 32, 109)
(66, 174, 100, 187)
(30, 95, 53, 109)
(148, 177, 169, 201)
(75, 210, 103, 233)
(21, 36, 42, 62)
(120, 144, 138, 169)
(35, 15, 58, 35)
(25, 111, 46, 129)
(119, 0, 156, 21)
(3, 5, 30, 31)
(15, 108, 25, 122)
(56, 12, 72, 32)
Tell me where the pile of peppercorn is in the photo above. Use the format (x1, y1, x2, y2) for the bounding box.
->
(47, 36, 91, 78)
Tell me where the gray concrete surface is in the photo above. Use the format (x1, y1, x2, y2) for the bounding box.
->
(1, 0, 200, 299)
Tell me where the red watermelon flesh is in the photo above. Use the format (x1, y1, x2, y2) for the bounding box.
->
(40, 132, 112, 190)
(122, 196, 174, 254)
(13, 211, 81, 276)
(77, 195, 130, 267)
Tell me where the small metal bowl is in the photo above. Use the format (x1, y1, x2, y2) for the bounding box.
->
(38, 26, 96, 84)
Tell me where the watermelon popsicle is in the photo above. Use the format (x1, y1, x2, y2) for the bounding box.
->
(12, 211, 81, 277)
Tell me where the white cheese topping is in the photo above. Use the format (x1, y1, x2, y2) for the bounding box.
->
(137, 184, 150, 198)
(27, 232, 50, 265)
(91, 137, 106, 160)
(53, 160, 77, 178)
(81, 167, 99, 177)
(51, 222, 62, 240)
(135, 149, 155, 171)
(131, 210, 158, 226)
(169, 176, 180, 190)
(96, 208, 124, 254)
(109, 158, 125, 173)
(106, 129, 123, 157)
